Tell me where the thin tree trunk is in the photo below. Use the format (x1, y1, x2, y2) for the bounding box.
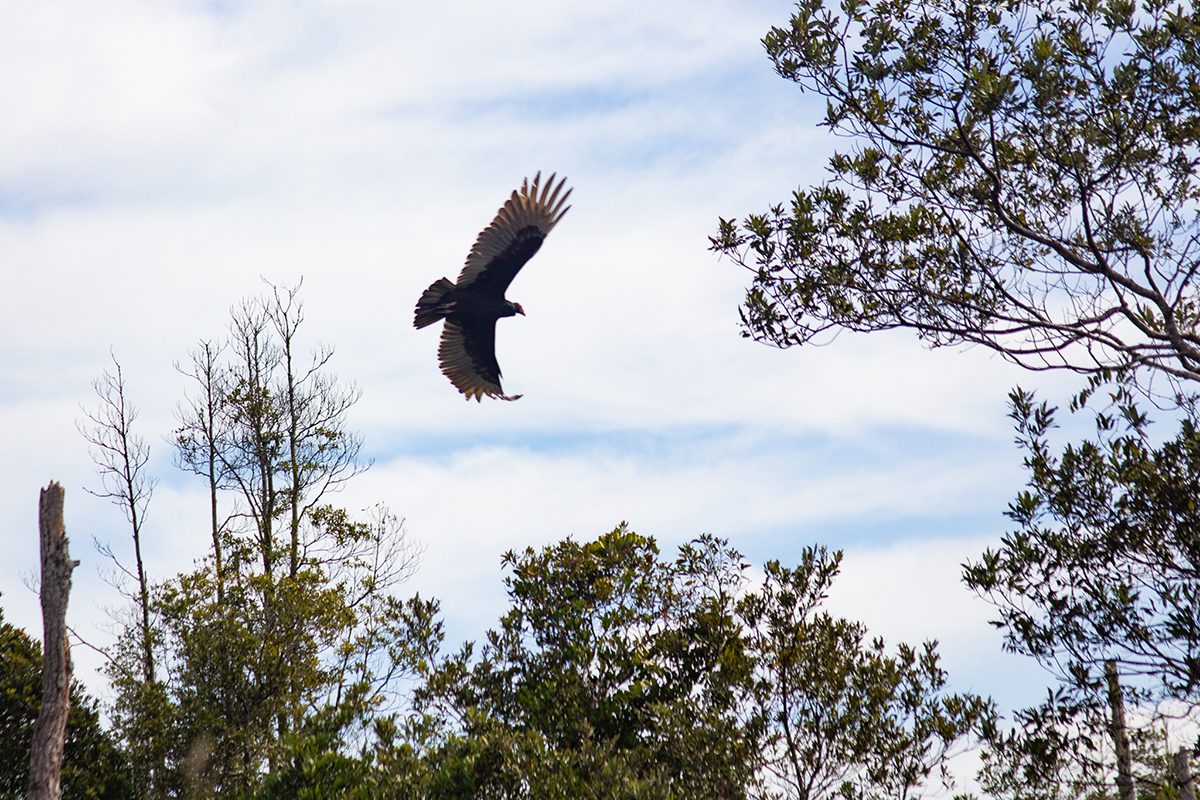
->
(285, 343, 300, 580)
(274, 288, 302, 581)
(209, 442, 223, 605)
(128, 485, 154, 684)
(28, 482, 77, 800)
(1175, 749, 1197, 800)
(205, 347, 225, 606)
(1105, 659, 1137, 800)
(175, 339, 226, 605)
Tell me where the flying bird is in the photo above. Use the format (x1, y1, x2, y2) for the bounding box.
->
(414, 172, 572, 401)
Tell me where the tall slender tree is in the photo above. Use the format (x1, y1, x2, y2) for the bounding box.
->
(80, 355, 157, 686)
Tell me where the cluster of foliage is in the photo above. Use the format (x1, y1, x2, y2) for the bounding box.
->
(82, 285, 420, 798)
(710, 0, 1200, 797)
(966, 378, 1200, 799)
(257, 526, 989, 800)
(0, 603, 132, 799)
(970, 380, 1200, 708)
(712, 0, 1200, 382)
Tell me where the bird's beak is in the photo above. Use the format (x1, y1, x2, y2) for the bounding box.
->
(516, 304, 526, 316)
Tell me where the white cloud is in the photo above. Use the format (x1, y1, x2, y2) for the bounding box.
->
(0, 0, 1071, 726)
(827, 535, 1051, 712)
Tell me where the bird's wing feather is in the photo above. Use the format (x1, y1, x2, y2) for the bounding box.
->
(438, 320, 522, 401)
(455, 172, 572, 295)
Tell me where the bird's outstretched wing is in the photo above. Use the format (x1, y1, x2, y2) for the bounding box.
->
(438, 319, 522, 402)
(455, 172, 572, 295)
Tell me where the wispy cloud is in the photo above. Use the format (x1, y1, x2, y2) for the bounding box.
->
(1, 0, 1066, 717)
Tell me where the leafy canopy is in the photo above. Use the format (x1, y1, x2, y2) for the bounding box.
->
(258, 526, 990, 800)
(713, 0, 1200, 383)
(965, 378, 1200, 797)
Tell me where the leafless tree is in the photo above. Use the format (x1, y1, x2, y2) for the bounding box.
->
(1174, 748, 1197, 800)
(1105, 660, 1137, 800)
(79, 353, 157, 684)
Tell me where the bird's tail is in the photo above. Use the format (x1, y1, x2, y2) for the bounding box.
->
(414, 278, 456, 329)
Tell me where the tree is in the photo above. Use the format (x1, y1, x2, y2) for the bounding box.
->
(706, 5, 1200, 791)
(741, 548, 991, 800)
(409, 526, 761, 800)
(254, 594, 445, 800)
(264, 526, 985, 800)
(711, 0, 1200, 385)
(103, 283, 418, 798)
(975, 691, 1189, 800)
(79, 355, 157, 686)
(211, 283, 367, 585)
(79, 357, 171, 797)
(964, 379, 1200, 798)
(0, 599, 133, 800)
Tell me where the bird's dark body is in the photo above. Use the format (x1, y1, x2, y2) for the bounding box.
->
(414, 282, 518, 328)
(450, 290, 521, 321)
(414, 231, 542, 327)
(413, 174, 571, 401)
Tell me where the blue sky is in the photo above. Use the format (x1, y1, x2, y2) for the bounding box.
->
(1, 0, 1069, 744)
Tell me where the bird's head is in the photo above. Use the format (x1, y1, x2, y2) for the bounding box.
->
(512, 302, 525, 316)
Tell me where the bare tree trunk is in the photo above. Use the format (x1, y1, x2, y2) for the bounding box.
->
(209, 425, 223, 606)
(1105, 659, 1137, 800)
(129, 491, 153, 683)
(1175, 749, 1197, 800)
(175, 340, 228, 605)
(28, 482, 77, 800)
(277, 292, 303, 581)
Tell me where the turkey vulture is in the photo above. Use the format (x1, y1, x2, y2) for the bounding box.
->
(414, 172, 572, 401)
